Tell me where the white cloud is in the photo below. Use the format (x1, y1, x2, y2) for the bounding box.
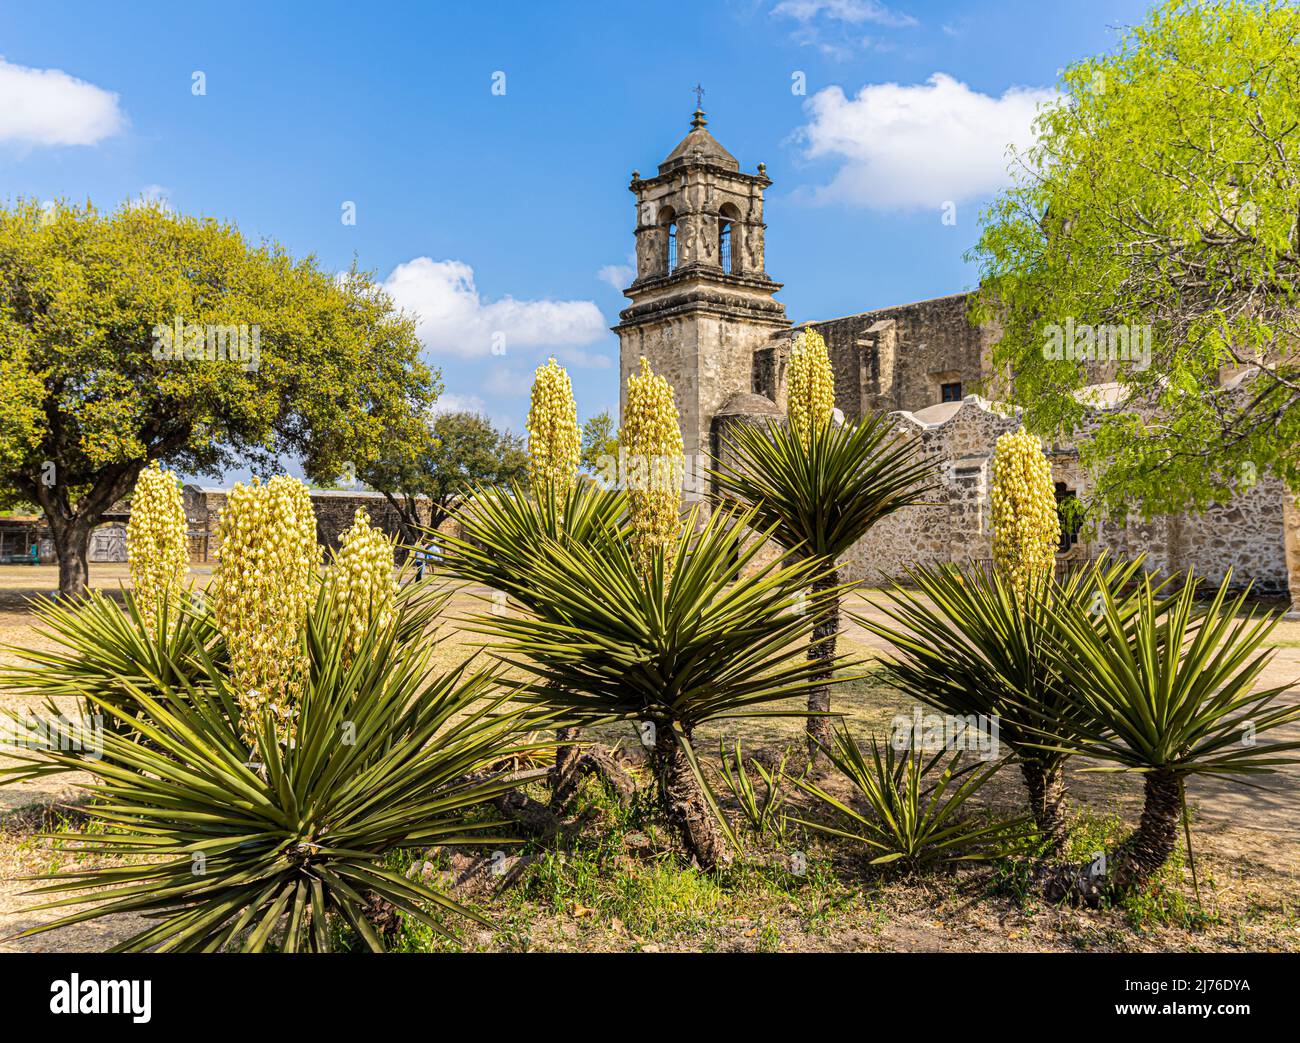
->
(0, 57, 126, 146)
(127, 184, 172, 212)
(797, 73, 1056, 210)
(431, 392, 488, 416)
(382, 257, 608, 359)
(774, 0, 916, 28)
(597, 255, 634, 291)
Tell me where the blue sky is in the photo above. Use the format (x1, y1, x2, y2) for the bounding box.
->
(1, 0, 1154, 471)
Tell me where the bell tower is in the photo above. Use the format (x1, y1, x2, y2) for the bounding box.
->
(614, 104, 790, 485)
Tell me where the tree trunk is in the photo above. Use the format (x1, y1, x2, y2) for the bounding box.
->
(550, 725, 583, 808)
(50, 517, 92, 599)
(1020, 757, 1069, 853)
(805, 568, 841, 767)
(652, 722, 726, 870)
(1107, 768, 1183, 895)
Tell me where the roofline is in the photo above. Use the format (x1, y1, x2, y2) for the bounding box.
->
(794, 290, 977, 329)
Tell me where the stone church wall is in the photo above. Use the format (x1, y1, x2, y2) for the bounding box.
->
(838, 401, 1291, 595)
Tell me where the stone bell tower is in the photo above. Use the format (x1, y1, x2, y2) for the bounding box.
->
(614, 105, 790, 488)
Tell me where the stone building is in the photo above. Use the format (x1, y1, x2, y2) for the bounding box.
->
(615, 109, 1300, 611)
(182, 487, 435, 562)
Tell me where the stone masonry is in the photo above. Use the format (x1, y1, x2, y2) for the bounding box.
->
(618, 110, 1300, 602)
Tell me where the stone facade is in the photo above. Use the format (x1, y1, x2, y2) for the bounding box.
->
(182, 487, 436, 562)
(617, 112, 1300, 600)
(842, 399, 1291, 594)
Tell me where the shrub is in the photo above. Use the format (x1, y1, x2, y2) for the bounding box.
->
(787, 726, 1032, 873)
(467, 504, 851, 869)
(1040, 570, 1300, 900)
(859, 557, 1145, 852)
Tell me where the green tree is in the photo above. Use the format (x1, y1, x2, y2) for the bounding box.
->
(361, 410, 528, 551)
(579, 409, 618, 473)
(0, 199, 440, 596)
(970, 0, 1300, 518)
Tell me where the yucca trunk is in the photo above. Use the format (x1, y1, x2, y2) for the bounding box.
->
(551, 725, 583, 806)
(653, 722, 725, 870)
(1107, 768, 1183, 895)
(1019, 757, 1068, 853)
(806, 568, 840, 765)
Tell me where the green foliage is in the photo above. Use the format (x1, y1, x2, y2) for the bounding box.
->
(461, 502, 854, 855)
(0, 590, 223, 773)
(860, 558, 1147, 768)
(8, 589, 535, 952)
(719, 741, 793, 839)
(579, 409, 619, 473)
(713, 414, 938, 562)
(361, 410, 528, 544)
(0, 198, 439, 589)
(787, 727, 1033, 872)
(1042, 571, 1300, 779)
(432, 478, 628, 600)
(465, 505, 849, 736)
(970, 0, 1300, 515)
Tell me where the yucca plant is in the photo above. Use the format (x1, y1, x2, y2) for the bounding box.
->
(466, 504, 854, 869)
(430, 478, 629, 807)
(1041, 570, 1300, 900)
(714, 412, 938, 760)
(858, 557, 1146, 852)
(1, 589, 222, 778)
(719, 740, 793, 840)
(787, 726, 1032, 872)
(990, 427, 1061, 597)
(9, 592, 538, 952)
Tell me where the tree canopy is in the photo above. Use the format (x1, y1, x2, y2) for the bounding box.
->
(360, 410, 528, 549)
(970, 0, 1300, 518)
(579, 409, 619, 474)
(0, 198, 440, 592)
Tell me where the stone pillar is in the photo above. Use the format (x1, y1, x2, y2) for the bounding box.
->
(1284, 492, 1300, 619)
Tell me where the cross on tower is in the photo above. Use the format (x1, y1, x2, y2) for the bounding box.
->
(692, 83, 704, 109)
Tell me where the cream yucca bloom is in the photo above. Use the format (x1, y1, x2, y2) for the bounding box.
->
(212, 475, 320, 745)
(326, 508, 397, 662)
(126, 460, 189, 636)
(990, 427, 1061, 596)
(786, 328, 835, 446)
(620, 356, 684, 575)
(526, 357, 581, 495)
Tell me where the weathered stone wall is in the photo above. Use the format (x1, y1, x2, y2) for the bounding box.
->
(801, 293, 993, 419)
(840, 400, 1291, 595)
(182, 486, 435, 562)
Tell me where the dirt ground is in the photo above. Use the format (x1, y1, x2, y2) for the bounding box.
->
(1, 563, 1297, 953)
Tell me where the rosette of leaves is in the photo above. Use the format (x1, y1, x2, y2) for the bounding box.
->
(714, 412, 937, 760)
(787, 726, 1033, 872)
(12, 593, 538, 952)
(857, 556, 1147, 853)
(466, 504, 854, 869)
